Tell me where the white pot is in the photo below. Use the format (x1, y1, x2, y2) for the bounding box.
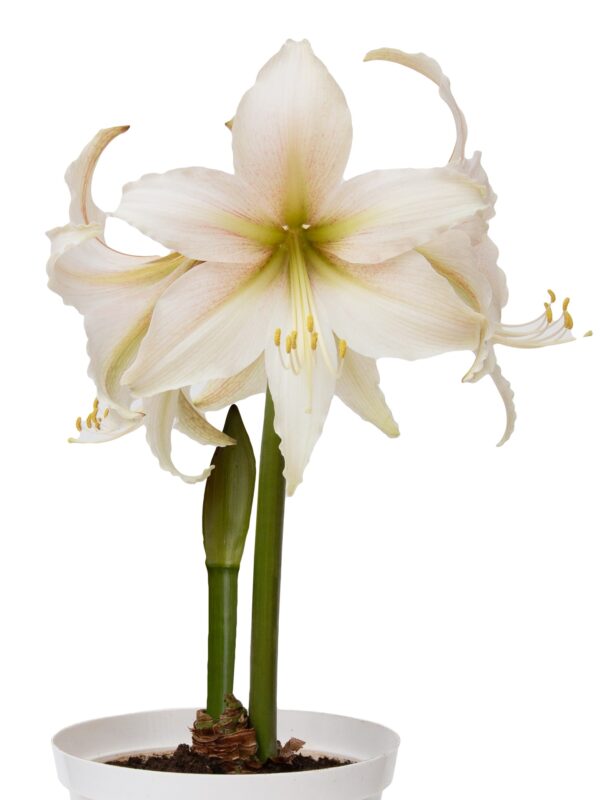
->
(53, 708, 400, 800)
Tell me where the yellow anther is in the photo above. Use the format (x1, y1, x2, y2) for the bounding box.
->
(274, 328, 281, 347)
(290, 330, 298, 349)
(75, 417, 82, 432)
(311, 332, 319, 350)
(93, 398, 99, 411)
(103, 408, 110, 418)
(547, 289, 556, 303)
(338, 339, 348, 359)
(584, 330, 593, 337)
(564, 310, 574, 330)
(86, 413, 93, 429)
(306, 314, 314, 333)
(285, 335, 292, 354)
(562, 297, 570, 312)
(544, 302, 553, 323)
(94, 419, 101, 430)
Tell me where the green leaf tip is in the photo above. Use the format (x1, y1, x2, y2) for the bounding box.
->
(203, 405, 257, 568)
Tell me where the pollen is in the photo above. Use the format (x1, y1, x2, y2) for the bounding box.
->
(311, 331, 319, 350)
(544, 302, 553, 323)
(285, 335, 292, 354)
(562, 297, 570, 312)
(75, 417, 82, 432)
(274, 328, 282, 347)
(338, 339, 348, 359)
(306, 314, 314, 333)
(547, 289, 556, 303)
(564, 310, 574, 330)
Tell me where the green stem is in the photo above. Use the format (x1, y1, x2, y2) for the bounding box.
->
(249, 389, 286, 761)
(206, 565, 239, 720)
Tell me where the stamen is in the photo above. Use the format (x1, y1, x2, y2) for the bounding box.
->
(544, 302, 553, 323)
(103, 408, 110, 418)
(86, 413, 93, 429)
(562, 297, 570, 312)
(290, 330, 298, 350)
(285, 335, 292, 355)
(564, 310, 574, 330)
(311, 332, 319, 350)
(76, 417, 82, 432)
(584, 330, 593, 337)
(93, 398, 99, 411)
(548, 289, 556, 303)
(338, 339, 348, 359)
(274, 328, 281, 347)
(306, 314, 314, 333)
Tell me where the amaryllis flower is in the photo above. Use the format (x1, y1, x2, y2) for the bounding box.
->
(47, 128, 235, 482)
(364, 48, 578, 443)
(47, 125, 399, 486)
(112, 40, 496, 492)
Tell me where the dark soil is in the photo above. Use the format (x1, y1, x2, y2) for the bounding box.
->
(107, 743, 352, 774)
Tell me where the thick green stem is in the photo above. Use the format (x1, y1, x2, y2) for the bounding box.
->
(249, 390, 286, 761)
(206, 566, 239, 720)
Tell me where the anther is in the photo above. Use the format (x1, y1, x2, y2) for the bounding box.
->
(306, 315, 314, 333)
(103, 408, 110, 418)
(562, 297, 570, 312)
(548, 289, 556, 303)
(338, 339, 348, 359)
(86, 413, 93, 429)
(544, 302, 553, 323)
(564, 310, 574, 330)
(290, 330, 298, 349)
(76, 417, 82, 432)
(311, 332, 319, 350)
(93, 398, 99, 411)
(285, 335, 292, 354)
(584, 330, 593, 337)
(274, 328, 282, 347)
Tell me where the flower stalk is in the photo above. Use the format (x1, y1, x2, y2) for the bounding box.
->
(203, 405, 256, 720)
(249, 389, 287, 761)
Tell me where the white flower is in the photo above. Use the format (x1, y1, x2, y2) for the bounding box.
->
(48, 125, 399, 486)
(113, 40, 492, 493)
(47, 128, 234, 483)
(364, 48, 577, 444)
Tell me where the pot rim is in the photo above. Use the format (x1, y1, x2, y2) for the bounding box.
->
(52, 706, 401, 777)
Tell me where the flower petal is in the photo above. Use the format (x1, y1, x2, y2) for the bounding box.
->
(114, 167, 284, 263)
(123, 254, 284, 397)
(144, 390, 214, 484)
(308, 247, 483, 360)
(47, 224, 194, 412)
(232, 39, 352, 225)
(335, 350, 399, 437)
(309, 166, 488, 263)
(176, 390, 235, 446)
(66, 126, 130, 225)
(488, 352, 516, 447)
(264, 283, 337, 494)
(364, 48, 467, 164)
(191, 357, 266, 411)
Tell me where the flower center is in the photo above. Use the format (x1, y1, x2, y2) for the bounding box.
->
(272, 229, 346, 382)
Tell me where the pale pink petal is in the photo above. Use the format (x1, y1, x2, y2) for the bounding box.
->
(232, 39, 352, 225)
(123, 255, 285, 397)
(309, 166, 488, 264)
(309, 247, 483, 360)
(335, 350, 399, 437)
(114, 167, 284, 263)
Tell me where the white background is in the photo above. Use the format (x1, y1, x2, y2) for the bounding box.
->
(1, 1, 598, 798)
